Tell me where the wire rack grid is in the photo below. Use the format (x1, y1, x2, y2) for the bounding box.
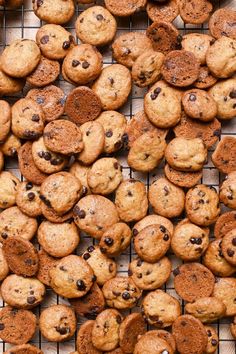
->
(0, 0, 236, 353)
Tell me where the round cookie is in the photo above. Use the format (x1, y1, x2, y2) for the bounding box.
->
(16, 182, 42, 217)
(63, 44, 102, 85)
(203, 239, 236, 277)
(185, 297, 226, 323)
(142, 289, 181, 328)
(92, 309, 122, 351)
(3, 344, 43, 354)
(37, 220, 79, 258)
(173, 262, 215, 302)
(1, 133, 21, 158)
(209, 8, 236, 40)
(220, 172, 236, 209)
(0, 206, 37, 242)
(148, 178, 185, 218)
(214, 211, 236, 239)
(206, 37, 236, 78)
(112, 32, 152, 69)
(50, 255, 94, 298)
(26, 85, 66, 122)
(213, 277, 236, 316)
(115, 179, 148, 223)
(230, 317, 236, 339)
(211, 136, 236, 173)
(119, 313, 146, 354)
(39, 305, 76, 342)
(1, 39, 40, 78)
(99, 222, 132, 257)
(0, 306, 37, 345)
(128, 257, 171, 291)
(37, 249, 59, 287)
(40, 172, 81, 215)
(92, 64, 132, 110)
(76, 320, 102, 354)
(181, 33, 214, 65)
(148, 330, 176, 352)
(104, 0, 146, 17)
(134, 331, 174, 354)
(134, 224, 171, 263)
(0, 66, 25, 96)
(102, 276, 142, 309)
(146, 0, 179, 23)
(1, 274, 45, 309)
(36, 24, 75, 60)
(133, 214, 174, 237)
(146, 20, 181, 54)
(26, 56, 60, 87)
(82, 245, 117, 286)
(2, 237, 39, 277)
(33, 0, 75, 25)
(69, 161, 91, 196)
(164, 163, 202, 188)
(96, 111, 127, 154)
(178, 0, 213, 24)
(209, 78, 236, 120)
(194, 66, 218, 89)
(74, 195, 119, 239)
(0, 246, 9, 281)
(75, 6, 117, 46)
(204, 326, 219, 354)
(221, 229, 236, 266)
(0, 171, 19, 209)
(0, 100, 11, 143)
(172, 315, 208, 354)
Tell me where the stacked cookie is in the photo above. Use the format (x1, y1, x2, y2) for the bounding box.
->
(0, 0, 236, 353)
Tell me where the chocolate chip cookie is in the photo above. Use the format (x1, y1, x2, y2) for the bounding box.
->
(76, 320, 102, 354)
(209, 8, 236, 40)
(209, 78, 236, 120)
(221, 229, 236, 266)
(26, 55, 60, 87)
(164, 163, 202, 188)
(185, 297, 226, 323)
(33, 0, 75, 25)
(119, 313, 146, 354)
(205, 326, 219, 354)
(178, 0, 213, 24)
(133, 214, 174, 237)
(220, 172, 236, 209)
(181, 33, 214, 65)
(0, 246, 9, 281)
(104, 0, 146, 17)
(0, 100, 11, 143)
(214, 211, 236, 239)
(0, 171, 19, 209)
(213, 277, 236, 316)
(134, 331, 174, 354)
(146, 0, 179, 23)
(16, 182, 42, 217)
(211, 136, 236, 173)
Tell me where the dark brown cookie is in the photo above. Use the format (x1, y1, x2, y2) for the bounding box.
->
(151, 330, 176, 352)
(146, 0, 179, 23)
(161, 50, 200, 87)
(178, 0, 213, 24)
(212, 137, 236, 174)
(4, 344, 43, 354)
(76, 320, 102, 354)
(26, 56, 60, 87)
(37, 249, 59, 287)
(209, 8, 236, 40)
(172, 315, 208, 354)
(146, 20, 181, 54)
(174, 262, 215, 302)
(214, 211, 236, 239)
(2, 237, 39, 277)
(164, 163, 202, 188)
(119, 313, 146, 353)
(65, 86, 102, 125)
(194, 66, 218, 89)
(0, 306, 37, 345)
(70, 282, 105, 319)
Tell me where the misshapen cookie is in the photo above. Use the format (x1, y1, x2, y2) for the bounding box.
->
(76, 320, 102, 354)
(221, 229, 236, 266)
(37, 249, 59, 286)
(213, 277, 236, 316)
(0, 100, 11, 143)
(1, 133, 21, 158)
(0, 246, 9, 281)
(134, 331, 174, 354)
(204, 326, 219, 354)
(220, 172, 236, 209)
(119, 313, 146, 354)
(133, 214, 174, 238)
(104, 0, 146, 17)
(0, 67, 25, 96)
(185, 297, 226, 323)
(209, 78, 236, 120)
(4, 344, 43, 354)
(0, 171, 19, 209)
(194, 66, 217, 89)
(211, 136, 236, 173)
(178, 0, 212, 24)
(33, 0, 75, 25)
(16, 182, 42, 217)
(26, 56, 60, 87)
(214, 211, 236, 239)
(99, 222, 131, 257)
(181, 33, 214, 65)
(164, 164, 202, 188)
(209, 8, 236, 40)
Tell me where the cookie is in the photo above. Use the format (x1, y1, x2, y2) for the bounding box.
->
(41, 202, 74, 223)
(0, 66, 25, 96)
(146, 0, 179, 22)
(102, 276, 142, 309)
(16, 182, 42, 217)
(178, 0, 212, 24)
(82, 245, 117, 286)
(203, 239, 236, 277)
(209, 78, 236, 120)
(204, 326, 219, 354)
(181, 33, 214, 65)
(112, 32, 153, 68)
(99, 222, 131, 257)
(129, 256, 171, 291)
(92, 64, 132, 110)
(230, 317, 236, 339)
(69, 161, 91, 196)
(1, 274, 45, 309)
(0, 100, 11, 143)
(0, 306, 37, 345)
(171, 221, 209, 261)
(127, 131, 167, 172)
(37, 220, 79, 258)
(146, 20, 181, 54)
(161, 50, 200, 87)
(70, 282, 105, 318)
(213, 277, 236, 316)
(149, 330, 176, 352)
(185, 297, 226, 323)
(96, 111, 127, 154)
(206, 37, 236, 78)
(76, 6, 117, 46)
(1, 39, 40, 78)
(26, 85, 66, 122)
(39, 304, 76, 342)
(134, 331, 174, 354)
(76, 320, 102, 354)
(0, 246, 9, 281)
(0, 171, 19, 209)
(173, 262, 215, 302)
(4, 344, 43, 354)
(104, 0, 146, 17)
(36, 24, 75, 60)
(214, 211, 236, 239)
(33, 0, 75, 25)
(220, 172, 236, 209)
(2, 237, 39, 277)
(40, 172, 81, 215)
(37, 249, 59, 286)
(172, 315, 208, 354)
(194, 66, 218, 89)
(1, 133, 21, 158)
(115, 179, 148, 223)
(209, 8, 236, 40)
(221, 229, 236, 266)
(0, 206, 37, 242)
(74, 195, 119, 239)
(92, 309, 122, 351)
(164, 163, 202, 188)
(211, 136, 236, 173)
(119, 313, 146, 354)
(63, 44, 102, 85)
(144, 81, 181, 128)
(173, 111, 221, 149)
(142, 289, 181, 328)
(133, 214, 174, 238)
(50, 254, 94, 298)
(148, 178, 185, 218)
(26, 56, 60, 87)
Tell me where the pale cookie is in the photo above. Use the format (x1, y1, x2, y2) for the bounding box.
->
(26, 56, 60, 87)
(76, 320, 102, 354)
(0, 66, 25, 96)
(146, 0, 179, 23)
(205, 326, 219, 354)
(213, 277, 236, 316)
(181, 33, 214, 65)
(164, 164, 202, 188)
(33, 0, 75, 25)
(119, 313, 146, 354)
(178, 0, 213, 24)
(0, 100, 11, 143)
(209, 8, 236, 40)
(133, 214, 174, 237)
(0, 245, 9, 281)
(220, 172, 236, 209)
(209, 78, 236, 120)
(185, 297, 226, 323)
(104, 0, 146, 17)
(221, 229, 236, 266)
(69, 161, 91, 196)
(1, 133, 21, 157)
(134, 331, 174, 354)
(16, 182, 42, 217)
(0, 171, 19, 209)
(211, 136, 236, 173)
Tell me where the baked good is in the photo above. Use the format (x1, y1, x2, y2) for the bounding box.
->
(16, 182, 42, 217)
(4, 344, 43, 354)
(134, 331, 174, 354)
(178, 0, 213, 24)
(221, 229, 236, 266)
(0, 246, 9, 281)
(214, 211, 236, 239)
(33, 0, 75, 25)
(76, 320, 102, 354)
(36, 249, 59, 286)
(146, 0, 179, 22)
(104, 0, 146, 17)
(0, 171, 19, 209)
(133, 214, 174, 238)
(185, 297, 226, 323)
(204, 326, 219, 354)
(26, 56, 60, 87)
(230, 317, 236, 339)
(213, 277, 236, 316)
(209, 8, 236, 40)
(119, 313, 146, 353)
(1, 133, 21, 157)
(211, 136, 236, 173)
(220, 172, 236, 209)
(209, 78, 236, 120)
(194, 66, 218, 89)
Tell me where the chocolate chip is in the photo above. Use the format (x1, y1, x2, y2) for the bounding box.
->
(43, 152, 51, 161)
(211, 339, 218, 346)
(114, 140, 123, 150)
(1, 232, 8, 239)
(109, 263, 114, 273)
(76, 279, 86, 291)
(32, 114, 40, 122)
(36, 97, 45, 104)
(189, 93, 196, 101)
(105, 130, 113, 137)
(96, 14, 104, 21)
(173, 267, 180, 276)
(39, 194, 51, 207)
(122, 291, 130, 300)
(83, 253, 91, 260)
(132, 228, 138, 237)
(116, 315, 122, 324)
(232, 238, 236, 246)
(104, 237, 114, 246)
(213, 129, 221, 137)
(51, 157, 63, 166)
(163, 234, 169, 241)
(62, 41, 70, 50)
(25, 259, 33, 265)
(154, 87, 161, 96)
(26, 182, 33, 190)
(27, 192, 35, 201)
(92, 275, 97, 282)
(128, 269, 133, 276)
(23, 130, 39, 139)
(159, 225, 166, 233)
(0, 323, 5, 330)
(74, 206, 86, 219)
(151, 92, 158, 100)
(113, 162, 119, 169)
(40, 35, 49, 44)
(82, 61, 90, 69)
(55, 326, 68, 335)
(87, 246, 95, 253)
(190, 237, 202, 245)
(227, 249, 235, 257)
(81, 186, 88, 197)
(127, 190, 133, 196)
(100, 247, 107, 254)
(72, 60, 80, 67)
(108, 77, 114, 85)
(229, 90, 236, 99)
(27, 296, 36, 304)
(207, 330, 212, 337)
(37, 0, 43, 5)
(137, 259, 142, 267)
(163, 186, 169, 196)
(59, 266, 66, 271)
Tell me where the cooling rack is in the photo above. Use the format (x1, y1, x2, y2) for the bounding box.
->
(0, 0, 236, 353)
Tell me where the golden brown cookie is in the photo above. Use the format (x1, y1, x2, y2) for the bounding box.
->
(104, 0, 146, 17)
(178, 0, 213, 24)
(33, 0, 75, 25)
(213, 277, 236, 316)
(220, 172, 236, 209)
(164, 163, 202, 188)
(146, 0, 179, 23)
(211, 136, 236, 173)
(185, 297, 226, 323)
(119, 313, 146, 353)
(26, 56, 60, 87)
(209, 8, 236, 40)
(76, 320, 102, 354)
